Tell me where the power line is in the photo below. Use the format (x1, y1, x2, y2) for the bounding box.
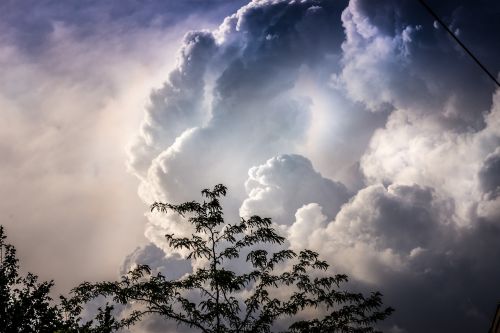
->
(417, 0, 500, 88)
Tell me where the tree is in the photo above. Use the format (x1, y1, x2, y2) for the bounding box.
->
(71, 184, 393, 332)
(0, 226, 118, 333)
(0, 225, 67, 332)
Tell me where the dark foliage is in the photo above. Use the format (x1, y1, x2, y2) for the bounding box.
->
(0, 226, 120, 333)
(0, 226, 67, 332)
(71, 184, 393, 332)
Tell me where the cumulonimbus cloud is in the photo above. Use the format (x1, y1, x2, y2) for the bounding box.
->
(124, 0, 500, 332)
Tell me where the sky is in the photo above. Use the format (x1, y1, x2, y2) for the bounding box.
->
(1, 0, 499, 332)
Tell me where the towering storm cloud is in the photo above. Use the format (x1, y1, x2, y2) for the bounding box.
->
(124, 1, 500, 332)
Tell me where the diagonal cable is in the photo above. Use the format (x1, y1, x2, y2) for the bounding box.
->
(417, 0, 500, 87)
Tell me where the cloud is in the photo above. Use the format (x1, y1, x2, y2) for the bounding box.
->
(0, 0, 248, 52)
(336, 0, 499, 129)
(336, 0, 421, 112)
(328, 3, 500, 328)
(286, 184, 452, 283)
(121, 243, 191, 280)
(479, 147, 500, 199)
(285, 181, 499, 332)
(121, 0, 500, 331)
(0, 0, 244, 294)
(240, 154, 350, 224)
(361, 89, 500, 225)
(128, 31, 217, 178)
(130, 0, 350, 208)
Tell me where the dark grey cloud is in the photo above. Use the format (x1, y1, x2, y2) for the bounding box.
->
(378, 219, 500, 333)
(338, 0, 500, 129)
(121, 243, 191, 280)
(357, 0, 500, 73)
(479, 148, 500, 199)
(0, 0, 248, 52)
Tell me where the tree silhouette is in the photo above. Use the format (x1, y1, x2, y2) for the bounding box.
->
(0, 225, 67, 332)
(0, 226, 119, 333)
(71, 184, 393, 332)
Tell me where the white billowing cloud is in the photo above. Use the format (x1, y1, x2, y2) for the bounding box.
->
(121, 0, 500, 332)
(287, 203, 327, 251)
(286, 183, 453, 284)
(323, 3, 500, 327)
(128, 0, 350, 254)
(284, 175, 500, 332)
(332, 0, 500, 225)
(240, 154, 349, 224)
(361, 89, 500, 225)
(336, 0, 426, 112)
(128, 31, 217, 179)
(121, 3, 354, 330)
